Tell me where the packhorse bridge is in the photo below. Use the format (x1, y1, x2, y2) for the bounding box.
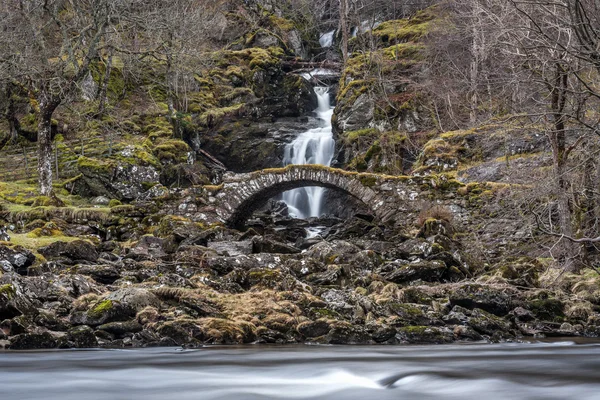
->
(200, 165, 461, 229)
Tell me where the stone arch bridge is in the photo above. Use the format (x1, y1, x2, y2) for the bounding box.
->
(203, 165, 459, 229)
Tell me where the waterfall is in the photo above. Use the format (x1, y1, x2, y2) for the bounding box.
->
(319, 30, 335, 48)
(282, 87, 335, 218)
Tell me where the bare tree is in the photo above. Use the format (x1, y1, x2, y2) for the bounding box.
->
(0, 0, 114, 196)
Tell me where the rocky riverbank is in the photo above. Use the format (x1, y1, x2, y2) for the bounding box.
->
(2, 205, 599, 350)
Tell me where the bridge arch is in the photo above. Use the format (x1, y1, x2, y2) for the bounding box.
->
(213, 165, 393, 229)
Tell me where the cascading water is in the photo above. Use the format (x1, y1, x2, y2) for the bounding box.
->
(282, 87, 335, 218)
(319, 30, 335, 48)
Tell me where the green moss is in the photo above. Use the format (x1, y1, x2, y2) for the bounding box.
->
(529, 298, 565, 322)
(268, 15, 295, 31)
(358, 175, 377, 187)
(108, 199, 122, 208)
(198, 103, 245, 127)
(371, 9, 435, 45)
(0, 283, 16, 299)
(87, 299, 113, 319)
(345, 128, 378, 143)
(77, 156, 115, 174)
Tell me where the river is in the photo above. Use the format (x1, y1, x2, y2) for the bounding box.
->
(2, 342, 600, 400)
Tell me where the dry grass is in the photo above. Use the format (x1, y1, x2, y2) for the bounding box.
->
(417, 204, 453, 226)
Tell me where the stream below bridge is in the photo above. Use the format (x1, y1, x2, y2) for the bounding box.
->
(2, 341, 600, 400)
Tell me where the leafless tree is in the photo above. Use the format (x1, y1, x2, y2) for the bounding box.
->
(0, 0, 115, 196)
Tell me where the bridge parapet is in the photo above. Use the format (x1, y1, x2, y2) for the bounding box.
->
(201, 165, 461, 229)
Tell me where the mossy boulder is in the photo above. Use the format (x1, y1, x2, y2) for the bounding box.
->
(75, 156, 160, 201)
(448, 284, 513, 316)
(297, 319, 331, 338)
(467, 308, 513, 336)
(68, 325, 98, 348)
(39, 240, 99, 264)
(526, 295, 565, 322)
(396, 326, 453, 344)
(9, 331, 59, 350)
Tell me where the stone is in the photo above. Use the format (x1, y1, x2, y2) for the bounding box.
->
(380, 260, 447, 283)
(75, 265, 121, 284)
(91, 196, 111, 205)
(39, 240, 99, 263)
(252, 236, 300, 254)
(97, 320, 143, 337)
(0, 245, 36, 275)
(448, 284, 513, 316)
(297, 320, 331, 338)
(9, 332, 58, 350)
(68, 325, 98, 348)
(396, 326, 454, 344)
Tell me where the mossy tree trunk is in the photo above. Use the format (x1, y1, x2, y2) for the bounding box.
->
(96, 50, 113, 116)
(36, 95, 60, 196)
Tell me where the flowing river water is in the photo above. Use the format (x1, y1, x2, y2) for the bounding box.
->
(2, 342, 600, 400)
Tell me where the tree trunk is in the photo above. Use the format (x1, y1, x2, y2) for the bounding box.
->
(3, 84, 18, 142)
(97, 51, 113, 116)
(549, 63, 578, 270)
(339, 0, 349, 63)
(37, 98, 59, 196)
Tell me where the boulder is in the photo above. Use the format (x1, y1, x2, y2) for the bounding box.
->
(39, 240, 99, 264)
(0, 245, 36, 275)
(448, 284, 513, 316)
(9, 331, 58, 350)
(380, 260, 447, 283)
(396, 326, 454, 344)
(297, 319, 331, 338)
(252, 236, 300, 254)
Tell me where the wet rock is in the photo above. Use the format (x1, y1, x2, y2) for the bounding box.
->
(388, 303, 439, 326)
(380, 260, 447, 283)
(68, 325, 98, 348)
(371, 326, 397, 343)
(0, 245, 36, 275)
(97, 320, 143, 337)
(297, 319, 331, 338)
(9, 331, 58, 350)
(396, 326, 454, 344)
(252, 236, 300, 254)
(39, 240, 99, 264)
(453, 325, 484, 341)
(526, 296, 565, 321)
(511, 307, 535, 322)
(448, 284, 513, 316)
(326, 321, 371, 344)
(467, 308, 513, 336)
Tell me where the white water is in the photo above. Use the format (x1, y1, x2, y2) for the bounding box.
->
(282, 87, 334, 218)
(300, 68, 338, 81)
(319, 30, 335, 48)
